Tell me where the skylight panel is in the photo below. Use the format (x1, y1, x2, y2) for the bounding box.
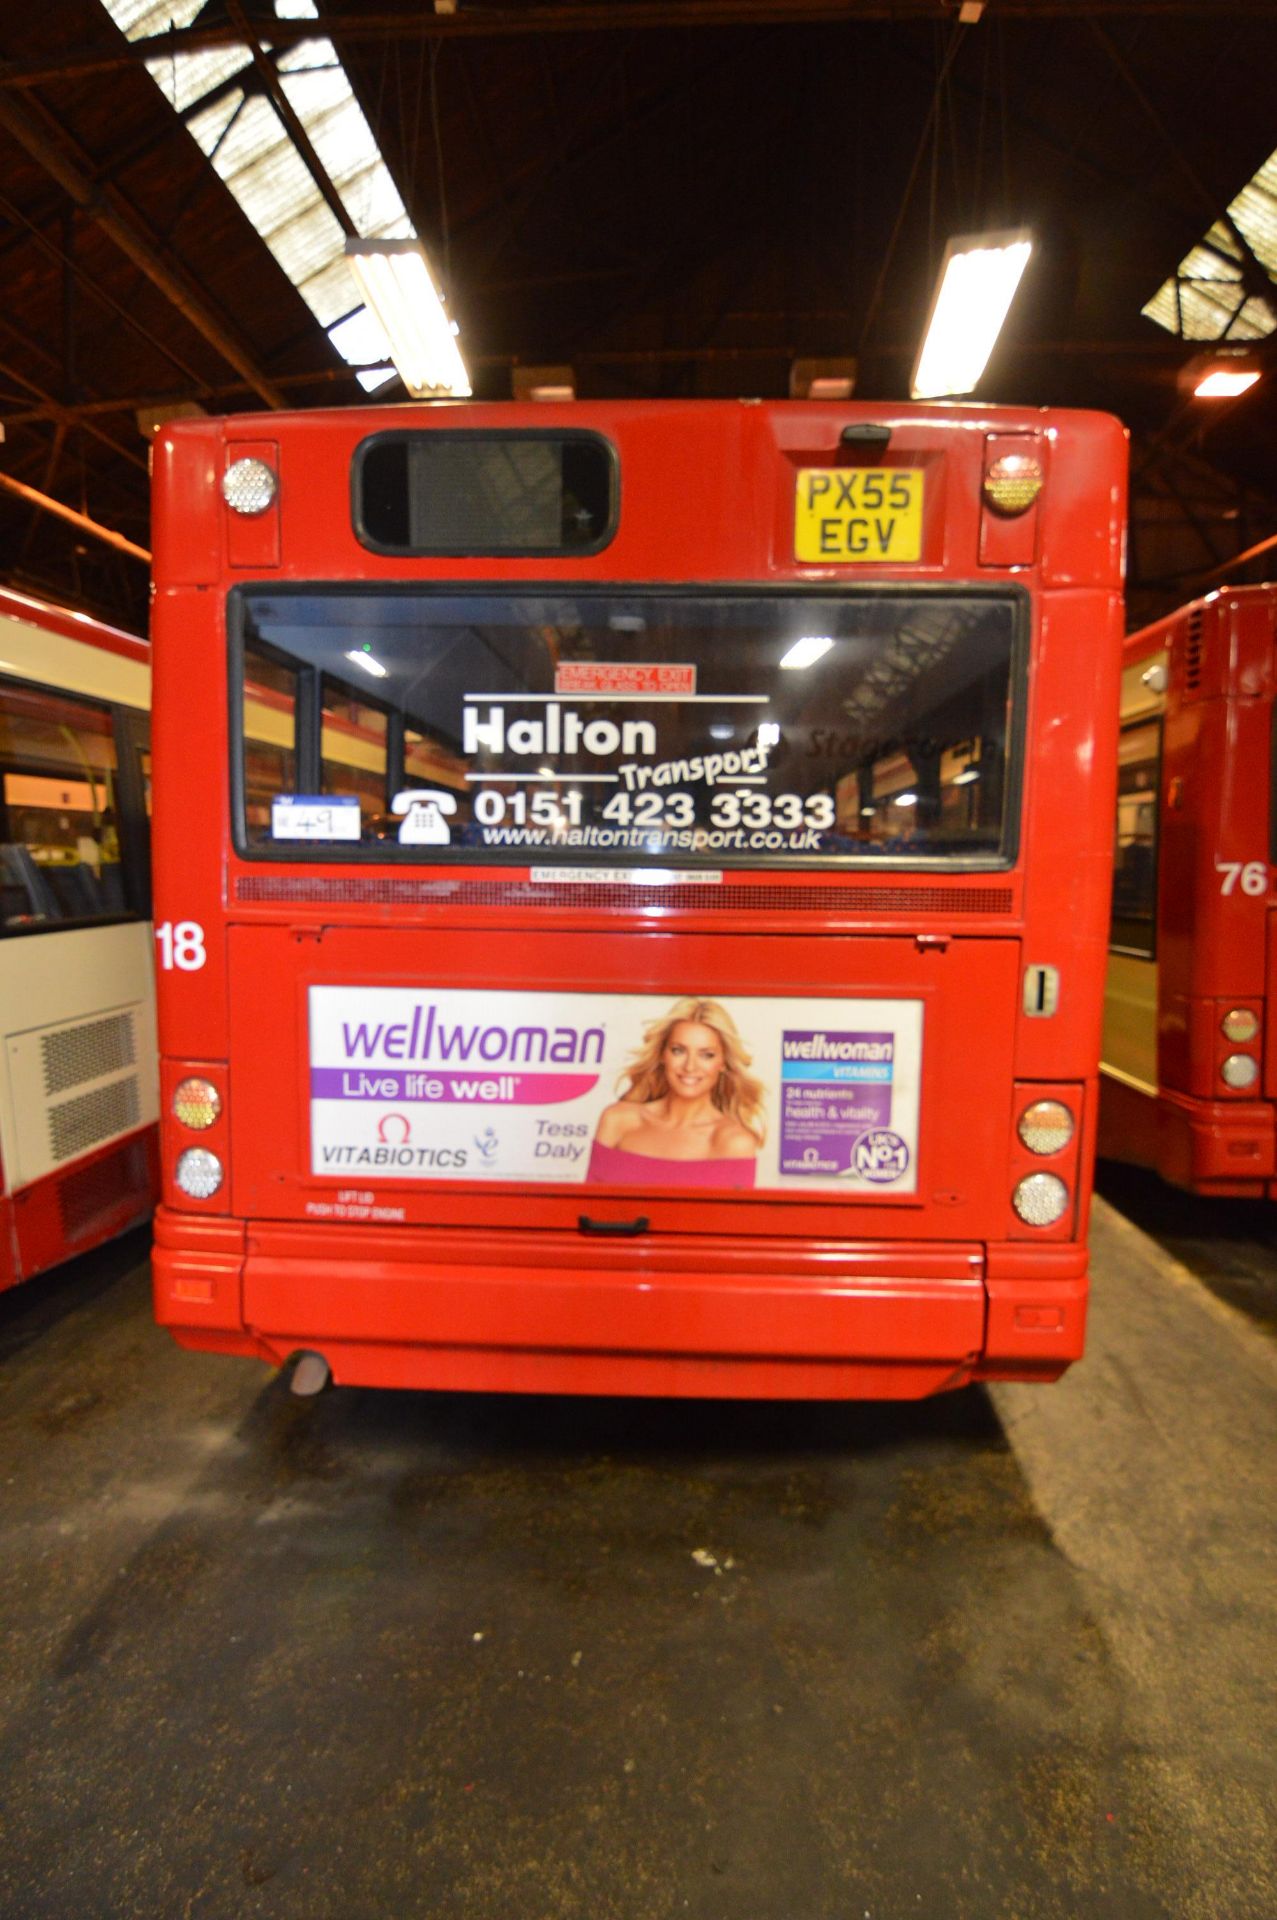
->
(328, 309, 395, 390)
(1144, 146, 1277, 340)
(104, 0, 254, 114)
(97, 0, 422, 382)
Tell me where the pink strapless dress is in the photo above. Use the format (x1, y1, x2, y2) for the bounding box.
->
(586, 1138, 757, 1189)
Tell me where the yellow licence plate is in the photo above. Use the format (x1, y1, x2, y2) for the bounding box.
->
(794, 468, 924, 563)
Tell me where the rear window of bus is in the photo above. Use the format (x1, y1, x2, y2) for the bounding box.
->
(232, 587, 1025, 870)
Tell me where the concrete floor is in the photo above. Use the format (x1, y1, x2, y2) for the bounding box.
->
(0, 1200, 1273, 1920)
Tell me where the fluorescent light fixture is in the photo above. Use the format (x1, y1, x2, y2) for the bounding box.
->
(709, 724, 735, 740)
(345, 238, 471, 399)
(345, 647, 388, 679)
(953, 765, 980, 786)
(894, 791, 918, 807)
(1192, 360, 1261, 398)
(911, 229, 1033, 399)
(1195, 367, 1260, 397)
(779, 636, 835, 671)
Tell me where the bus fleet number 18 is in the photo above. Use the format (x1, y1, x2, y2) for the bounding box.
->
(156, 920, 207, 970)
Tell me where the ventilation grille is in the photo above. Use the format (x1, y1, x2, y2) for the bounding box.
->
(48, 1078, 140, 1165)
(1184, 606, 1205, 694)
(41, 1011, 136, 1097)
(57, 1136, 151, 1245)
(236, 875, 1015, 916)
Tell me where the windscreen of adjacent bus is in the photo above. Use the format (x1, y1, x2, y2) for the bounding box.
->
(232, 590, 1024, 869)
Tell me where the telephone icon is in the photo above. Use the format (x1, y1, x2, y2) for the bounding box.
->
(391, 788, 458, 846)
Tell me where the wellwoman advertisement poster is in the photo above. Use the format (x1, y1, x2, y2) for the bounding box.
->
(308, 987, 923, 1194)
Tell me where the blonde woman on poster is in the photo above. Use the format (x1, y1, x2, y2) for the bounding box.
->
(588, 997, 765, 1189)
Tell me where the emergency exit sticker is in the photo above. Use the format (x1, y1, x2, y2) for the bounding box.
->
(794, 468, 924, 562)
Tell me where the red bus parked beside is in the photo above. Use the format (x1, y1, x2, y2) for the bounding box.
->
(1101, 584, 1275, 1196)
(0, 588, 157, 1291)
(149, 400, 1126, 1399)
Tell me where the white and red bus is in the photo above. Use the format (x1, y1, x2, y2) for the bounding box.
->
(1100, 584, 1274, 1196)
(150, 400, 1126, 1399)
(0, 588, 157, 1290)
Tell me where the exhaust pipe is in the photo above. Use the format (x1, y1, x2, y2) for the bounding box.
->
(290, 1352, 331, 1398)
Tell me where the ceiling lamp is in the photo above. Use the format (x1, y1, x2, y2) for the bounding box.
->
(344, 238, 471, 399)
(1182, 347, 1262, 399)
(910, 229, 1033, 400)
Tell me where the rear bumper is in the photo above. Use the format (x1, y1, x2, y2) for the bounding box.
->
(1099, 1073, 1276, 1197)
(1158, 1090, 1275, 1197)
(152, 1209, 1088, 1399)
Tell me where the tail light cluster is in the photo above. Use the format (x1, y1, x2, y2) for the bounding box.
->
(164, 1064, 228, 1206)
(1009, 1085, 1081, 1236)
(1218, 1005, 1261, 1092)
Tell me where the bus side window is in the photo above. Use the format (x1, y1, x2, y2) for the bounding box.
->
(0, 681, 126, 930)
(243, 644, 299, 846)
(1111, 719, 1161, 957)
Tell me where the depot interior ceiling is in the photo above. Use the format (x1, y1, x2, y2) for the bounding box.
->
(0, 0, 1275, 637)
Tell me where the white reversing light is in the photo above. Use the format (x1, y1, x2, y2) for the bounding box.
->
(175, 1148, 223, 1199)
(1012, 1172, 1069, 1227)
(222, 458, 277, 516)
(1221, 1054, 1259, 1090)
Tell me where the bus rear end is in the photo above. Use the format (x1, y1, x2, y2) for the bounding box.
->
(150, 400, 1126, 1398)
(1102, 586, 1276, 1195)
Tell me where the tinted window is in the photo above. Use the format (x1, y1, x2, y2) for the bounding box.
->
(356, 432, 615, 555)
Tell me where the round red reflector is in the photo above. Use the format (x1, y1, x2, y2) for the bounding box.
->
(984, 452, 1043, 516)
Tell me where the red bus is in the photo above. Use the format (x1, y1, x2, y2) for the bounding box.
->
(1100, 584, 1274, 1196)
(150, 400, 1126, 1399)
(0, 588, 157, 1291)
